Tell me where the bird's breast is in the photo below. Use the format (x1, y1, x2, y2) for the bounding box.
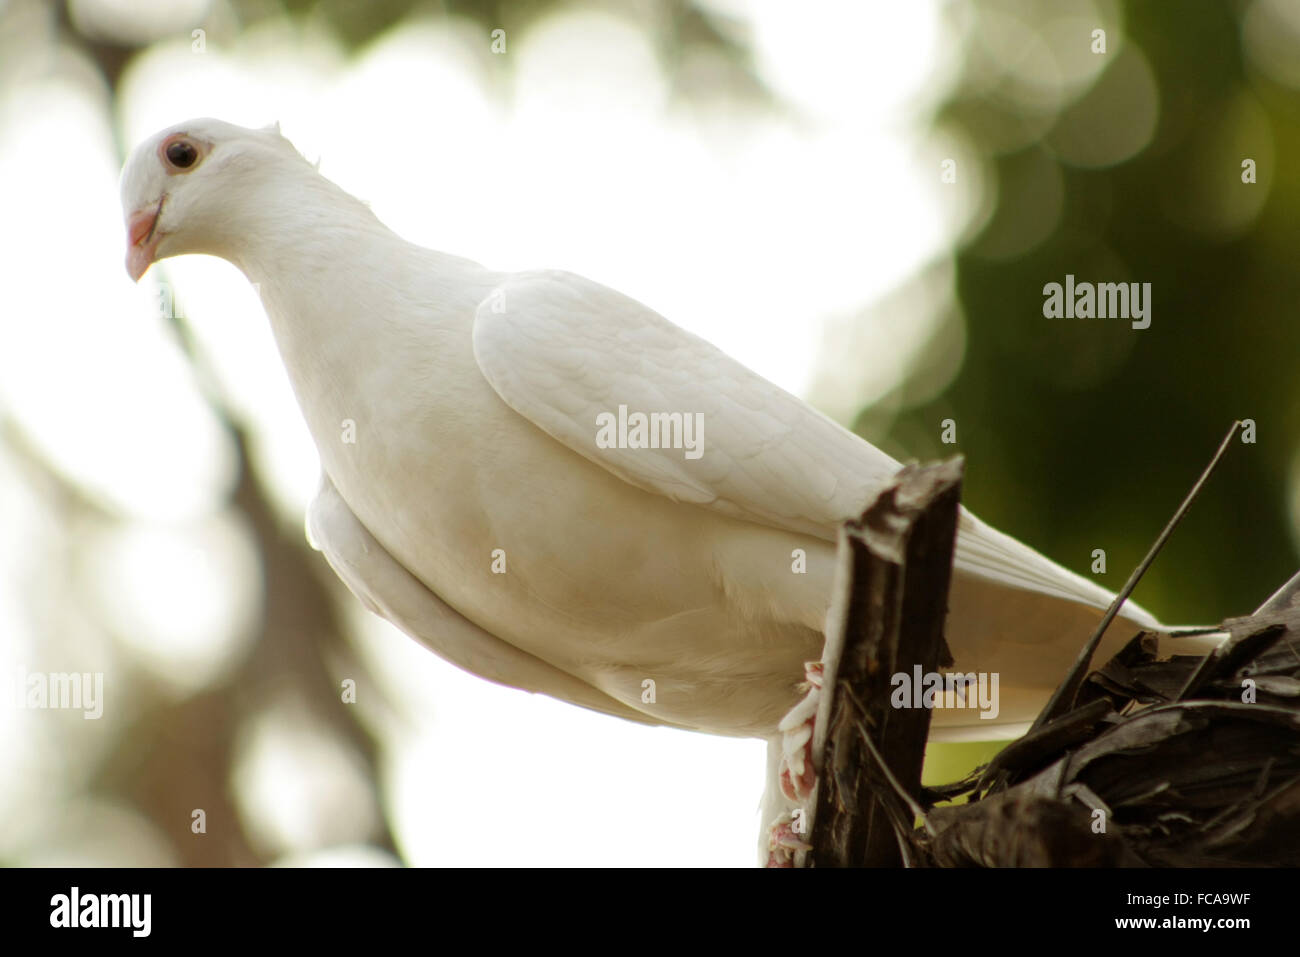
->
(312, 369, 820, 733)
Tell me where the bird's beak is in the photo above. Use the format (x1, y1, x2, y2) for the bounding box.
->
(125, 198, 164, 282)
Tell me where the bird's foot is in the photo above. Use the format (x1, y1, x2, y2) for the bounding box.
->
(777, 660, 823, 803)
(766, 811, 813, 868)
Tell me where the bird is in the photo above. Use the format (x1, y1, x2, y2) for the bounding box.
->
(121, 118, 1207, 865)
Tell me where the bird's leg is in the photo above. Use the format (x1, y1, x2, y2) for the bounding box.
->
(764, 661, 823, 867)
(765, 811, 812, 868)
(777, 660, 823, 802)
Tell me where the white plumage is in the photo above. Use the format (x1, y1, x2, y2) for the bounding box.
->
(121, 119, 1182, 859)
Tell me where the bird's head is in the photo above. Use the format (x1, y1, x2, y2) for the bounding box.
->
(120, 118, 305, 281)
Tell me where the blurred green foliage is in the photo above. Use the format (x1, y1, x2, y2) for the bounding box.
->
(875, 0, 1300, 625)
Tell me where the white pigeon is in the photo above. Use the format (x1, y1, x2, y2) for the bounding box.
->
(121, 119, 1195, 864)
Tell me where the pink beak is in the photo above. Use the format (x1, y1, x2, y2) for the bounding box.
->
(125, 199, 164, 281)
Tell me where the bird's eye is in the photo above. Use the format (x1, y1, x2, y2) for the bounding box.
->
(165, 139, 199, 169)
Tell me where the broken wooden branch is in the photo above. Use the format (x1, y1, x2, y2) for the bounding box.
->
(804, 429, 1300, 867)
(804, 458, 963, 866)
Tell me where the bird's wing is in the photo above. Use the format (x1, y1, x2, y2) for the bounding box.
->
(472, 270, 901, 542)
(306, 472, 684, 728)
(472, 269, 1163, 626)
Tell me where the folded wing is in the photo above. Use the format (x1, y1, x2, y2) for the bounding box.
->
(472, 269, 1163, 629)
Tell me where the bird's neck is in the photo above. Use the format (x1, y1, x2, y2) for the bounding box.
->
(215, 168, 493, 465)
(219, 168, 410, 290)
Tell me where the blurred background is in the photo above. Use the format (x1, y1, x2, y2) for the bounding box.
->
(1, 0, 1297, 867)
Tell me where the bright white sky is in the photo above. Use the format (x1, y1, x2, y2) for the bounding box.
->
(0, 0, 986, 865)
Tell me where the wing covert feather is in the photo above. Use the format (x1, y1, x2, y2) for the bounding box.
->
(472, 270, 901, 541)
